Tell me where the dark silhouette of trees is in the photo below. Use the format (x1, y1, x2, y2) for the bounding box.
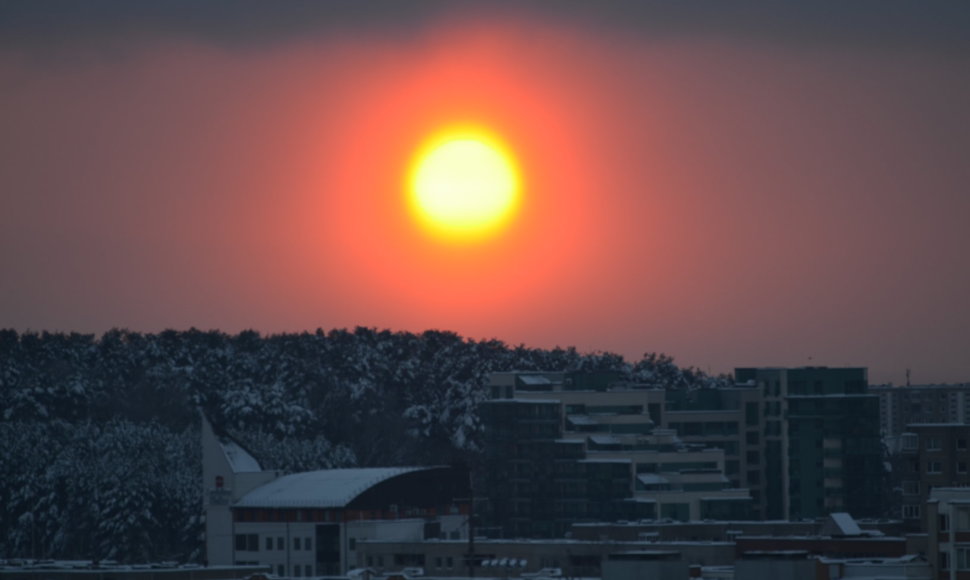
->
(0, 327, 717, 562)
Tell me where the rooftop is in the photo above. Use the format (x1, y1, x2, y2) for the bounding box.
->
(234, 467, 433, 508)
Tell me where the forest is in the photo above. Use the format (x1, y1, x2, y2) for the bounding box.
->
(0, 327, 726, 563)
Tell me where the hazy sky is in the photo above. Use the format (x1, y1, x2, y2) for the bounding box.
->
(2, 2, 968, 384)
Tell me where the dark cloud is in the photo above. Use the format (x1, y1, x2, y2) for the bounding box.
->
(2, 1, 968, 55)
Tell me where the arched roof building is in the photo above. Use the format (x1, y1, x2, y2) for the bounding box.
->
(202, 416, 470, 576)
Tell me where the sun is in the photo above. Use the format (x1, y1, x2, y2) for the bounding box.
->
(406, 126, 521, 243)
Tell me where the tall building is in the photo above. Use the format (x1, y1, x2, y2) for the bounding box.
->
(480, 367, 883, 534)
(871, 383, 970, 438)
(735, 367, 884, 520)
(480, 372, 752, 538)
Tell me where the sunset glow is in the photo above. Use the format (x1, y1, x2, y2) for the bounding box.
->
(1, 4, 968, 384)
(407, 128, 521, 243)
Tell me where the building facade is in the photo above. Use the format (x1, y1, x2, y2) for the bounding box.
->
(898, 424, 970, 530)
(734, 367, 884, 520)
(927, 487, 970, 580)
(202, 417, 470, 575)
(872, 384, 970, 438)
(480, 372, 752, 538)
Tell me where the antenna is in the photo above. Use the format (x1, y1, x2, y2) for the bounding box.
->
(906, 368, 911, 387)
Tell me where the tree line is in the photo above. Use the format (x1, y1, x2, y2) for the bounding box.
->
(0, 327, 726, 562)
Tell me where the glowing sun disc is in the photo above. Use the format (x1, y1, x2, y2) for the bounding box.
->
(407, 127, 521, 242)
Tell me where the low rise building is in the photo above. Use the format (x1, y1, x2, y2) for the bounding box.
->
(927, 487, 970, 580)
(355, 538, 735, 577)
(202, 417, 470, 575)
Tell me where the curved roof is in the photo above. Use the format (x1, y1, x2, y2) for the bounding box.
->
(234, 467, 435, 509)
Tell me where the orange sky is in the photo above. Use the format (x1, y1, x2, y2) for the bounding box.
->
(1, 5, 969, 383)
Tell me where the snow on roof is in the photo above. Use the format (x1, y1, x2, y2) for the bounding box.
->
(822, 512, 863, 537)
(637, 474, 669, 485)
(787, 394, 875, 399)
(589, 434, 623, 445)
(235, 467, 430, 508)
(568, 415, 599, 426)
(519, 375, 553, 386)
(222, 439, 262, 473)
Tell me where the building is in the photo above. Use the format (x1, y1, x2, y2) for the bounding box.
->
(354, 513, 917, 580)
(481, 373, 753, 537)
(480, 367, 884, 534)
(733, 552, 932, 580)
(601, 551, 687, 580)
(202, 417, 470, 575)
(872, 384, 970, 438)
(734, 367, 884, 520)
(355, 537, 735, 576)
(662, 385, 765, 516)
(570, 517, 905, 543)
(927, 487, 970, 580)
(897, 424, 970, 531)
(644, 367, 883, 521)
(0, 563, 270, 580)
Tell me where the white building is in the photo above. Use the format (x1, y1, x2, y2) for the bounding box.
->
(202, 417, 470, 576)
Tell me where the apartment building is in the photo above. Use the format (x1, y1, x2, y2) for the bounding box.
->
(898, 424, 970, 531)
(734, 367, 883, 520)
(480, 372, 752, 538)
(872, 384, 970, 438)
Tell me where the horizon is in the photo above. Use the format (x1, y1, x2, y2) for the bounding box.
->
(1, 324, 961, 386)
(2, 2, 969, 386)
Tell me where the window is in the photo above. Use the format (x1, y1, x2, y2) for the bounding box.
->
(902, 504, 920, 519)
(294, 537, 301, 550)
(277, 537, 284, 550)
(960, 462, 968, 474)
(235, 534, 258, 552)
(940, 551, 949, 571)
(305, 565, 313, 577)
(903, 480, 920, 495)
(446, 557, 454, 568)
(902, 433, 918, 451)
(941, 513, 949, 531)
(294, 565, 301, 577)
(278, 566, 285, 576)
(745, 402, 759, 426)
(266, 537, 273, 551)
(956, 509, 970, 531)
(959, 439, 967, 450)
(959, 547, 970, 570)
(305, 537, 313, 551)
(928, 461, 943, 474)
(928, 437, 942, 451)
